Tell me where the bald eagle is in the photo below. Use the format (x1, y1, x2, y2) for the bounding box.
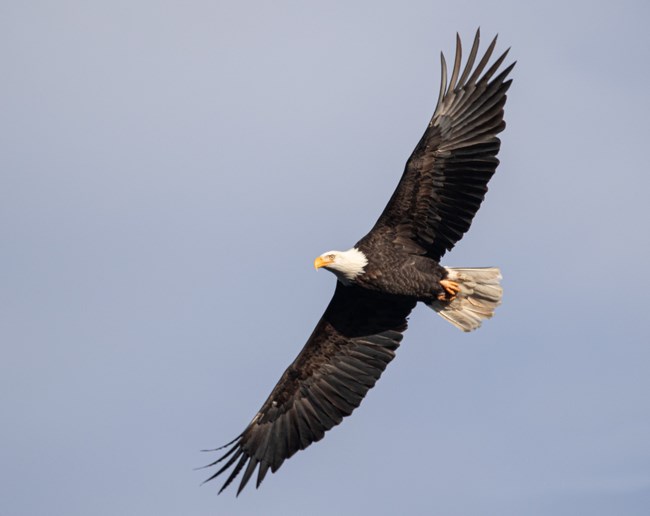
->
(205, 30, 514, 494)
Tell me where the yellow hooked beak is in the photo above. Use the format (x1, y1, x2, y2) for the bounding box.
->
(314, 255, 334, 270)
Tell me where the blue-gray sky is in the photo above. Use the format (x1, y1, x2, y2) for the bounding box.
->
(2, 1, 650, 515)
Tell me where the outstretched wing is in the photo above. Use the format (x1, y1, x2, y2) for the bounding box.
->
(371, 30, 515, 261)
(204, 283, 416, 494)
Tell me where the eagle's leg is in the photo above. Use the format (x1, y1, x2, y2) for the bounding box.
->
(438, 279, 461, 301)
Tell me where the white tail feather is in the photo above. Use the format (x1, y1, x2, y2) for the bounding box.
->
(428, 267, 503, 332)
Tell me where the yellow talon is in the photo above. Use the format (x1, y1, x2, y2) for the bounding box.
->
(439, 279, 461, 301)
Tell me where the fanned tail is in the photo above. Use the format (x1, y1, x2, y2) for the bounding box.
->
(429, 267, 502, 332)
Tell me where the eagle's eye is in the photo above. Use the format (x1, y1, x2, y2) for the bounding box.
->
(327, 254, 336, 261)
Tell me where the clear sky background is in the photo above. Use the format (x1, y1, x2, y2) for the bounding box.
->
(2, 1, 650, 515)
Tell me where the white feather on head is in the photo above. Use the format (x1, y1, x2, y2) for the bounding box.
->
(314, 248, 368, 284)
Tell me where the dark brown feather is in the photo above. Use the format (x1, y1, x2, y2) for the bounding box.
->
(206, 283, 415, 494)
(371, 29, 515, 261)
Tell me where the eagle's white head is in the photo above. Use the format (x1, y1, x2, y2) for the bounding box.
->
(314, 248, 368, 284)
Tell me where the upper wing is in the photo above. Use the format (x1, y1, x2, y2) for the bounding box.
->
(371, 30, 515, 261)
(204, 283, 416, 495)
